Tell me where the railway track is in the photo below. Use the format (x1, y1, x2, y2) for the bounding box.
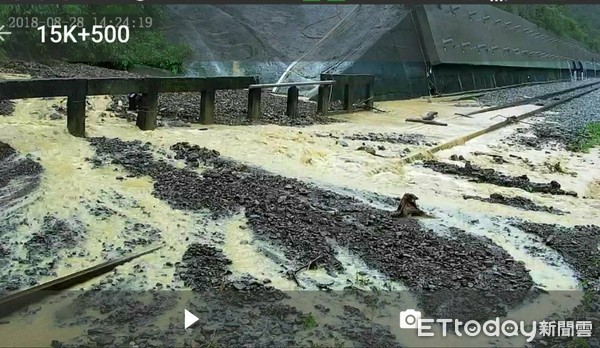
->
(454, 79, 600, 117)
(403, 82, 600, 163)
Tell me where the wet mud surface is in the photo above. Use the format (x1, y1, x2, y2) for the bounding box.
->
(87, 137, 535, 322)
(463, 193, 568, 215)
(511, 222, 600, 287)
(423, 160, 578, 197)
(51, 245, 401, 347)
(317, 132, 439, 146)
(511, 221, 600, 347)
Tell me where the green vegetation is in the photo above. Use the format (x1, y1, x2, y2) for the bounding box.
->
(496, 5, 600, 52)
(302, 313, 317, 330)
(568, 122, 600, 152)
(354, 272, 373, 287)
(0, 5, 191, 73)
(567, 337, 590, 348)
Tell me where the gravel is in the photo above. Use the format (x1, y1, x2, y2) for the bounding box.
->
(526, 88, 600, 149)
(0, 61, 139, 79)
(476, 80, 595, 106)
(463, 193, 568, 215)
(484, 83, 600, 150)
(0, 100, 15, 116)
(423, 160, 578, 197)
(316, 132, 439, 146)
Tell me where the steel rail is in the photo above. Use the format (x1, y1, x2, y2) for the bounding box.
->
(403, 86, 600, 164)
(455, 80, 600, 117)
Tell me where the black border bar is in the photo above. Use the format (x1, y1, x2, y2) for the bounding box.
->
(0, 0, 595, 5)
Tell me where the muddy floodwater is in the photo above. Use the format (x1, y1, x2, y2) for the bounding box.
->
(0, 75, 599, 347)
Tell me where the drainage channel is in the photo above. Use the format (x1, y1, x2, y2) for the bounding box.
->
(403, 85, 600, 163)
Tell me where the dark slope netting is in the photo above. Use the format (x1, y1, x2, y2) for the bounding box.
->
(273, 5, 413, 95)
(165, 4, 354, 81)
(166, 4, 412, 89)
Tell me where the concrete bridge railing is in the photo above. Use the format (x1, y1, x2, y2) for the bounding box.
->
(0, 76, 258, 137)
(0, 73, 376, 138)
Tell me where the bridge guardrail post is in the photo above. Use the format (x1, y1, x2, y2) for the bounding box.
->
(365, 79, 375, 109)
(286, 86, 299, 118)
(200, 89, 216, 124)
(67, 79, 88, 138)
(343, 83, 353, 111)
(136, 79, 159, 131)
(317, 84, 331, 115)
(247, 87, 261, 120)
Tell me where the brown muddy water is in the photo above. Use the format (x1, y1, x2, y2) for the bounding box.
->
(0, 77, 598, 347)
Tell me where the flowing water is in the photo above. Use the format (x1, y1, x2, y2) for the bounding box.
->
(0, 76, 597, 346)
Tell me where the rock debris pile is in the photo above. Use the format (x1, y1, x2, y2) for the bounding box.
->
(0, 100, 15, 116)
(423, 160, 578, 197)
(317, 132, 439, 146)
(109, 90, 339, 127)
(511, 221, 600, 347)
(0, 142, 43, 212)
(463, 193, 568, 215)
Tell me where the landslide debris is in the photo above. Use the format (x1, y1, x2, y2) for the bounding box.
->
(0, 100, 15, 116)
(463, 193, 568, 215)
(423, 160, 578, 197)
(88, 137, 535, 321)
(511, 221, 600, 348)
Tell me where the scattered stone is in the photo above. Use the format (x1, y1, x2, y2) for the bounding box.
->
(422, 111, 438, 120)
(321, 132, 438, 146)
(463, 193, 567, 215)
(423, 161, 578, 197)
(0, 100, 15, 116)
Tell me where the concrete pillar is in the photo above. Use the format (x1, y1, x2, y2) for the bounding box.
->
(286, 86, 299, 118)
(247, 87, 261, 120)
(136, 80, 159, 131)
(365, 82, 374, 109)
(343, 83, 353, 111)
(200, 89, 215, 124)
(67, 80, 87, 138)
(317, 85, 330, 115)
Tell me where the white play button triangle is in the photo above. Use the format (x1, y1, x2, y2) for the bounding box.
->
(184, 309, 199, 329)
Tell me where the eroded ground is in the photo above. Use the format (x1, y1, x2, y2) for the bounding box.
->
(0, 70, 599, 347)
